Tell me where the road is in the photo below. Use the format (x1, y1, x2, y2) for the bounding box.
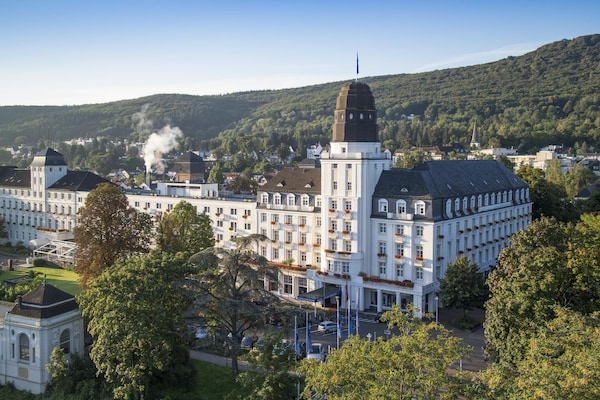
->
(282, 309, 488, 372)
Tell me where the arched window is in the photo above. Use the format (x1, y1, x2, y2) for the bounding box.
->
(301, 194, 310, 207)
(446, 199, 452, 216)
(19, 334, 29, 361)
(378, 199, 388, 213)
(60, 329, 71, 354)
(396, 200, 406, 215)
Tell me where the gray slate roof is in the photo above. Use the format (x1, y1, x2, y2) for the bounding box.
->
(0, 168, 30, 187)
(49, 170, 109, 191)
(30, 148, 67, 167)
(259, 167, 321, 195)
(374, 160, 527, 199)
(10, 283, 78, 319)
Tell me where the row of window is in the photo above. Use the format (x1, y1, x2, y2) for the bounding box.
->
(260, 193, 312, 207)
(377, 199, 425, 215)
(15, 329, 71, 363)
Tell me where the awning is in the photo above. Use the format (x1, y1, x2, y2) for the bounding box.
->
(297, 286, 341, 303)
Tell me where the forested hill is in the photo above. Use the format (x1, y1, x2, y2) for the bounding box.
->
(1, 34, 599, 156)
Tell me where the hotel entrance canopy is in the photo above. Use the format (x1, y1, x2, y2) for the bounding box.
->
(297, 286, 341, 303)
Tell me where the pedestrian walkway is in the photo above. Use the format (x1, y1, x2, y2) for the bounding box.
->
(190, 349, 250, 371)
(437, 307, 488, 372)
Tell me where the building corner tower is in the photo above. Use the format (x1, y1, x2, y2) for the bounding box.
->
(319, 82, 390, 309)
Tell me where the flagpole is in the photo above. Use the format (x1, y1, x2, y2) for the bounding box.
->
(356, 289, 360, 336)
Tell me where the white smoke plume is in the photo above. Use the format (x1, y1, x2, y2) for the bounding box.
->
(143, 125, 183, 174)
(132, 104, 153, 135)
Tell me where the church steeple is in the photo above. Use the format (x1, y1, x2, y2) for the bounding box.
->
(331, 82, 378, 143)
(470, 120, 481, 148)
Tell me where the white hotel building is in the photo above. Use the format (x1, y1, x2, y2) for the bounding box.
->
(0, 81, 532, 316)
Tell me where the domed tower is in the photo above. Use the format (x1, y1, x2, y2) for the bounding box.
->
(332, 81, 378, 143)
(319, 82, 390, 309)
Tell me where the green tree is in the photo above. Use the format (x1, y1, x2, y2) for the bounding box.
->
(496, 155, 515, 171)
(484, 216, 600, 367)
(45, 347, 105, 399)
(517, 164, 578, 222)
(227, 331, 300, 400)
(207, 162, 225, 185)
(228, 175, 258, 194)
(439, 255, 486, 322)
(564, 162, 597, 198)
(78, 252, 194, 400)
(73, 182, 153, 287)
(394, 148, 433, 168)
(156, 200, 214, 257)
(299, 305, 470, 400)
(481, 307, 600, 399)
(0, 216, 7, 239)
(187, 234, 280, 378)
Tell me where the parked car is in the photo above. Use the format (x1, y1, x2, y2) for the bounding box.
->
(306, 343, 325, 362)
(240, 336, 255, 349)
(317, 320, 337, 334)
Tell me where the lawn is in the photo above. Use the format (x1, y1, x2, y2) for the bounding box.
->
(1, 267, 81, 296)
(157, 360, 246, 399)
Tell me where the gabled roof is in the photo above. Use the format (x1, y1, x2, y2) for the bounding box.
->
(10, 283, 79, 319)
(259, 167, 321, 194)
(49, 170, 108, 191)
(374, 160, 527, 199)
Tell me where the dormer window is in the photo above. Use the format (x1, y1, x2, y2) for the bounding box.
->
(396, 200, 406, 215)
(378, 199, 388, 213)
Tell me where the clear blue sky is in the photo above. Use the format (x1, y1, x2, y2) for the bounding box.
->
(1, 0, 598, 106)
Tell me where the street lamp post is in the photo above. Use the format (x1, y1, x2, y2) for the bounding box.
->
(335, 295, 340, 349)
(435, 295, 439, 323)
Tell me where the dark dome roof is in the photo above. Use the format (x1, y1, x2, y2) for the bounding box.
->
(331, 81, 378, 143)
(335, 81, 376, 111)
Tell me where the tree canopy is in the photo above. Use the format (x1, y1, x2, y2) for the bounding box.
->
(299, 305, 471, 400)
(484, 215, 600, 367)
(439, 255, 487, 321)
(73, 182, 152, 287)
(481, 307, 600, 399)
(78, 251, 194, 400)
(156, 200, 215, 256)
(187, 234, 280, 378)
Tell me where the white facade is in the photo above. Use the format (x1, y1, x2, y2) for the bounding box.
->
(0, 284, 84, 394)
